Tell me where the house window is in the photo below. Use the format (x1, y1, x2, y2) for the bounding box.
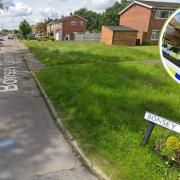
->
(169, 11, 173, 16)
(155, 10, 173, 19)
(80, 21, 84, 26)
(151, 30, 160, 40)
(70, 20, 77, 26)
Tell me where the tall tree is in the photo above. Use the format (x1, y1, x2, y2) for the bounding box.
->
(101, 2, 122, 26)
(102, 0, 132, 26)
(19, 20, 32, 39)
(74, 8, 102, 31)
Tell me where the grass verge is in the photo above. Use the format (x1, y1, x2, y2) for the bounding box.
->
(24, 40, 180, 179)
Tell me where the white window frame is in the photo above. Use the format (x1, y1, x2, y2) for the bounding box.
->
(155, 10, 173, 20)
(70, 20, 77, 26)
(151, 30, 160, 41)
(169, 11, 173, 16)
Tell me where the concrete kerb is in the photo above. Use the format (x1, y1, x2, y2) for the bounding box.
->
(16, 40, 110, 180)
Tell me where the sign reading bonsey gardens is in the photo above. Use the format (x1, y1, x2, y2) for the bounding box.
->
(0, 54, 18, 92)
(144, 112, 180, 134)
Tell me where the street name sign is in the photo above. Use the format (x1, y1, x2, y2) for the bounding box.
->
(144, 112, 180, 134)
(0, 54, 19, 92)
(141, 112, 180, 147)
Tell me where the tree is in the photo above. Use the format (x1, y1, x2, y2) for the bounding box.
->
(74, 8, 102, 31)
(19, 20, 32, 39)
(74, 1, 132, 32)
(101, 2, 122, 26)
(13, 29, 20, 34)
(102, 0, 133, 26)
(36, 22, 45, 35)
(0, 0, 3, 9)
(0, 0, 9, 9)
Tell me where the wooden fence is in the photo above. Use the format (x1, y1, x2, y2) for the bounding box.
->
(74, 33, 101, 42)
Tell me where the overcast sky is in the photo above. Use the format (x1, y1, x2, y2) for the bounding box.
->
(0, 0, 179, 30)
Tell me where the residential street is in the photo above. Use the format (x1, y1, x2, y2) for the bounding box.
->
(0, 39, 97, 180)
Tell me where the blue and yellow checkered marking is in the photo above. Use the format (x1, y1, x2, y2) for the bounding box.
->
(168, 67, 180, 82)
(175, 73, 180, 80)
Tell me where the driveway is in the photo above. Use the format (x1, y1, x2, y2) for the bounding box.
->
(0, 39, 97, 180)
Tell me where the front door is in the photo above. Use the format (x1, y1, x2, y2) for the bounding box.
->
(55, 30, 63, 41)
(136, 39, 141, 46)
(55, 32, 59, 40)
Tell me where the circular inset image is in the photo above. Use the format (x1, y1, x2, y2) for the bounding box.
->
(160, 9, 180, 84)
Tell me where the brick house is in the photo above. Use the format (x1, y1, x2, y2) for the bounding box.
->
(42, 19, 52, 36)
(31, 19, 52, 36)
(119, 0, 180, 45)
(46, 15, 87, 40)
(101, 0, 180, 45)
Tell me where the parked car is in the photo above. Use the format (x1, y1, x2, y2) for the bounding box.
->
(169, 47, 180, 61)
(8, 34, 13, 39)
(0, 36, 4, 41)
(26, 33, 36, 39)
(35, 34, 44, 38)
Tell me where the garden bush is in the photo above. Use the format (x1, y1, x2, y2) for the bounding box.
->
(155, 136, 180, 166)
(142, 40, 153, 46)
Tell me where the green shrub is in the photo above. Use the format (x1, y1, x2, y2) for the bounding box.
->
(37, 37, 49, 41)
(155, 136, 180, 165)
(48, 36, 55, 41)
(142, 40, 153, 46)
(49, 32, 54, 37)
(36, 36, 55, 41)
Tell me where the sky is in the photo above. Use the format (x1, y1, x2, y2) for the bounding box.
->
(0, 0, 180, 30)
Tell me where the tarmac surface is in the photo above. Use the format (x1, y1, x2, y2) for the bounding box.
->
(0, 39, 97, 180)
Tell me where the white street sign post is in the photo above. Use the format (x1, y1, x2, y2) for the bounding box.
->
(141, 112, 180, 147)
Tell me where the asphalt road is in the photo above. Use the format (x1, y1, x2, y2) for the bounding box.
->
(0, 39, 97, 180)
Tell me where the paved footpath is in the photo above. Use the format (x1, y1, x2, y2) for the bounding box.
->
(0, 39, 97, 180)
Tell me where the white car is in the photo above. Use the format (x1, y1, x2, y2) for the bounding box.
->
(8, 34, 13, 39)
(35, 34, 44, 38)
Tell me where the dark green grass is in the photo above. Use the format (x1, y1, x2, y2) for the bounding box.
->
(24, 41, 180, 179)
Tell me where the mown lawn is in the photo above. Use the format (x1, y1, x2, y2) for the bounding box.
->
(24, 40, 180, 179)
